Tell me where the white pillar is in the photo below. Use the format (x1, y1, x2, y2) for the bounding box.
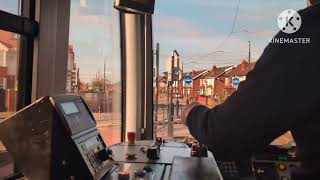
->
(124, 14, 144, 140)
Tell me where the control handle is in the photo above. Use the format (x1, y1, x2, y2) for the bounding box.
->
(96, 149, 113, 161)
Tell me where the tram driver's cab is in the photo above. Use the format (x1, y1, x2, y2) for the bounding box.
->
(0, 0, 313, 180)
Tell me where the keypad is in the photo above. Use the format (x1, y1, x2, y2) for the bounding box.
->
(217, 161, 239, 177)
(79, 136, 106, 175)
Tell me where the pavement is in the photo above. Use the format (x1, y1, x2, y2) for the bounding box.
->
(93, 112, 122, 145)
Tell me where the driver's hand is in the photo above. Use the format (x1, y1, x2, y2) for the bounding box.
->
(181, 102, 201, 125)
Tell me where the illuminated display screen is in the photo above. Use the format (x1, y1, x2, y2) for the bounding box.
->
(84, 137, 98, 149)
(60, 102, 79, 115)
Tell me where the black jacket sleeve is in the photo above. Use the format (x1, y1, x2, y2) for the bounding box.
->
(186, 6, 320, 161)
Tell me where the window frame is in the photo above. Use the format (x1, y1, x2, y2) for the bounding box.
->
(119, 12, 127, 141)
(120, 13, 153, 141)
(0, 0, 38, 111)
(0, 78, 5, 90)
(17, 0, 38, 110)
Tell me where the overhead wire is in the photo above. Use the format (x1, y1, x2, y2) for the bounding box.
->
(188, 0, 241, 60)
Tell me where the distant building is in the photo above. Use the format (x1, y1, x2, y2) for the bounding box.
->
(197, 60, 256, 104)
(66, 45, 80, 93)
(157, 60, 256, 105)
(199, 65, 236, 98)
(222, 60, 256, 98)
(156, 76, 167, 94)
(0, 30, 19, 112)
(189, 69, 209, 98)
(161, 69, 208, 99)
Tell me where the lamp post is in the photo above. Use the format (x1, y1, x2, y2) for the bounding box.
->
(237, 29, 253, 72)
(248, 41, 251, 72)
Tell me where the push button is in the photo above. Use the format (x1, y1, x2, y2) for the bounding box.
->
(118, 171, 130, 180)
(134, 170, 147, 178)
(278, 163, 287, 172)
(96, 149, 112, 161)
(143, 165, 153, 172)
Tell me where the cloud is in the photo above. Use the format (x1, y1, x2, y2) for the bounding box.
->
(238, 13, 276, 23)
(154, 16, 210, 39)
(155, 28, 266, 73)
(70, 15, 113, 28)
(71, 0, 112, 16)
(251, 30, 277, 37)
(187, 0, 239, 9)
(155, 1, 294, 73)
(69, 13, 121, 83)
(153, 15, 270, 73)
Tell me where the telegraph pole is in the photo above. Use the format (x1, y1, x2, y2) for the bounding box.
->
(248, 41, 251, 72)
(168, 54, 174, 137)
(176, 56, 180, 117)
(103, 60, 106, 92)
(155, 43, 160, 123)
(167, 50, 180, 137)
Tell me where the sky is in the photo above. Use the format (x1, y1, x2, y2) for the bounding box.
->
(1, 0, 307, 82)
(69, 0, 121, 83)
(153, 0, 307, 72)
(0, 1, 19, 15)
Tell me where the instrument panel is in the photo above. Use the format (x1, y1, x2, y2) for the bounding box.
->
(0, 95, 302, 180)
(52, 96, 96, 135)
(106, 141, 223, 180)
(216, 145, 300, 180)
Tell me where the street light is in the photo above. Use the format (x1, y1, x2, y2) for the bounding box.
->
(233, 29, 253, 71)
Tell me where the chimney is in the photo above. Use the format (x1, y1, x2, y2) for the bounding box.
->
(241, 60, 248, 71)
(211, 65, 218, 73)
(192, 70, 196, 76)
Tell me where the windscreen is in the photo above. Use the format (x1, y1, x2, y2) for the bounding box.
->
(153, 0, 307, 146)
(68, 0, 122, 145)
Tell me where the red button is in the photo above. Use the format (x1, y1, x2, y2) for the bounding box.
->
(118, 171, 130, 180)
(191, 150, 198, 157)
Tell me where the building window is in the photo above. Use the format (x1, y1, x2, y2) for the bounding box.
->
(0, 50, 5, 66)
(0, 78, 5, 89)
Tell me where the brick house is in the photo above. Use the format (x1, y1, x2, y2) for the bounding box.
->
(190, 69, 209, 99)
(66, 45, 79, 93)
(0, 30, 19, 112)
(223, 60, 256, 98)
(195, 60, 256, 105)
(199, 65, 236, 97)
(159, 60, 256, 105)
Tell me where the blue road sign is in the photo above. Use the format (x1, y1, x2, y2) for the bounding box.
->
(232, 77, 241, 86)
(184, 75, 193, 85)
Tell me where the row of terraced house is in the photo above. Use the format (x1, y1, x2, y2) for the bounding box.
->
(0, 30, 79, 113)
(158, 60, 256, 106)
(0, 30, 19, 112)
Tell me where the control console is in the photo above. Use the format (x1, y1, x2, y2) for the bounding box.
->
(252, 145, 300, 180)
(107, 141, 223, 180)
(0, 95, 301, 180)
(0, 95, 223, 180)
(0, 95, 114, 180)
